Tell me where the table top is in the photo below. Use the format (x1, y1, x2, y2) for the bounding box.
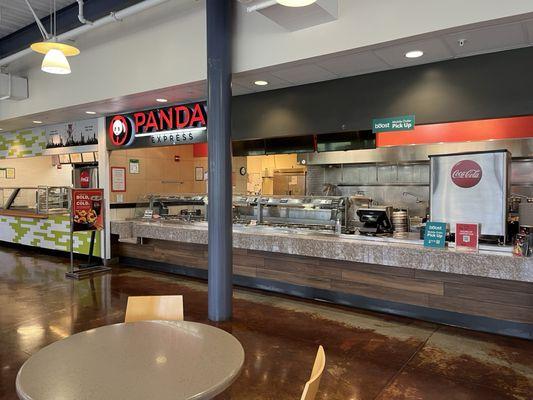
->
(16, 320, 245, 400)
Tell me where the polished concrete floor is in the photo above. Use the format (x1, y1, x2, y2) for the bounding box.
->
(0, 246, 532, 400)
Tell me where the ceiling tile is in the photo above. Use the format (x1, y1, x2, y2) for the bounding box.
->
(269, 63, 339, 85)
(231, 82, 254, 95)
(373, 38, 454, 68)
(232, 72, 291, 91)
(316, 51, 389, 77)
(444, 22, 528, 56)
(0, 0, 77, 39)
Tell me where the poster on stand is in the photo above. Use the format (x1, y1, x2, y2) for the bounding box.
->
(72, 189, 104, 232)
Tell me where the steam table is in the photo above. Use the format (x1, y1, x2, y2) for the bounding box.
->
(15, 320, 245, 400)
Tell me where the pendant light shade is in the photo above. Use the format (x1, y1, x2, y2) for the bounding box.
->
(277, 0, 317, 6)
(41, 48, 71, 75)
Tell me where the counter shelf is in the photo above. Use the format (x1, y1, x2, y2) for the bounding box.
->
(0, 186, 70, 218)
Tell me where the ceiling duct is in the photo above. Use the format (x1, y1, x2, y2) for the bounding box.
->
(0, 73, 28, 101)
(240, 0, 338, 31)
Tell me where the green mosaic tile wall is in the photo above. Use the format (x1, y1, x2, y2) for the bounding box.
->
(0, 129, 47, 159)
(0, 214, 101, 256)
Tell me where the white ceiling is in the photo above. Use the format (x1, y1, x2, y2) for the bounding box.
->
(1, 12, 533, 131)
(0, 0, 76, 39)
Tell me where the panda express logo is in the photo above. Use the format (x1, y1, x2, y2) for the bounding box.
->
(107, 102, 206, 148)
(108, 115, 133, 146)
(451, 160, 482, 188)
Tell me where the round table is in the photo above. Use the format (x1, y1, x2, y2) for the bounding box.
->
(16, 320, 245, 400)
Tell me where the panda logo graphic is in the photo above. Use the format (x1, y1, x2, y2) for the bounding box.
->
(108, 115, 133, 146)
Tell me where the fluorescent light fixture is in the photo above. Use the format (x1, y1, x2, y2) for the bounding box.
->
(405, 50, 424, 59)
(254, 80, 269, 86)
(0, 128, 3, 131)
(85, 111, 96, 115)
(41, 48, 71, 75)
(156, 98, 168, 103)
(33, 120, 43, 124)
(277, 0, 317, 6)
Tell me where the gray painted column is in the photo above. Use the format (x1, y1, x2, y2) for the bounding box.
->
(207, 0, 233, 321)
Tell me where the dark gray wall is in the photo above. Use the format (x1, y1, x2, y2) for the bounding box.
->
(232, 46, 533, 140)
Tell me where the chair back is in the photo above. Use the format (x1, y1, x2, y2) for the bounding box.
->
(125, 295, 184, 323)
(300, 346, 326, 400)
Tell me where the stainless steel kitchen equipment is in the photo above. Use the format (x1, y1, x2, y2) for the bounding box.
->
(429, 150, 510, 242)
(135, 194, 207, 221)
(233, 195, 345, 231)
(392, 209, 409, 238)
(345, 195, 373, 233)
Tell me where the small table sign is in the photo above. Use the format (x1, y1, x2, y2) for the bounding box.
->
(455, 223, 479, 253)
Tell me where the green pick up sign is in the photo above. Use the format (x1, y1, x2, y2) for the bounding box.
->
(372, 115, 415, 133)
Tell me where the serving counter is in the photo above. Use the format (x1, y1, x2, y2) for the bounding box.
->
(111, 220, 533, 338)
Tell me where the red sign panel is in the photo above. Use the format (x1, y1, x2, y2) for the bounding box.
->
(451, 160, 482, 188)
(72, 189, 104, 232)
(455, 223, 479, 252)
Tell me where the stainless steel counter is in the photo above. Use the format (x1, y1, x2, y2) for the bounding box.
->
(111, 220, 533, 283)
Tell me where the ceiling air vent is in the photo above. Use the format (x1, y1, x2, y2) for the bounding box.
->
(0, 73, 28, 101)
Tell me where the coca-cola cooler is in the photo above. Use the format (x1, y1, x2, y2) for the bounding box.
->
(429, 149, 510, 242)
(73, 165, 99, 189)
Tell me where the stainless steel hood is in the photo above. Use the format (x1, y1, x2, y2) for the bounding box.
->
(298, 138, 533, 165)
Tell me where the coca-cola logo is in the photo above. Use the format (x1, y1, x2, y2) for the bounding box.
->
(80, 170, 91, 188)
(451, 160, 482, 188)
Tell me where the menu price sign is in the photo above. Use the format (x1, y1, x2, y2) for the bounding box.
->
(72, 189, 104, 232)
(424, 222, 447, 249)
(455, 223, 479, 253)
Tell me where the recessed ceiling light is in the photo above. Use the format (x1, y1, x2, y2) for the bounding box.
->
(254, 80, 269, 86)
(277, 0, 317, 6)
(405, 50, 424, 59)
(85, 111, 96, 115)
(33, 120, 43, 124)
(156, 98, 168, 103)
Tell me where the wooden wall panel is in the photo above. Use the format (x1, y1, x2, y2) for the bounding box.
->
(113, 238, 533, 325)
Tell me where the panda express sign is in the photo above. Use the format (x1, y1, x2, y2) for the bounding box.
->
(106, 101, 207, 150)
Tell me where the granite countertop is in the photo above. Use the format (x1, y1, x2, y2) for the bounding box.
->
(111, 220, 533, 283)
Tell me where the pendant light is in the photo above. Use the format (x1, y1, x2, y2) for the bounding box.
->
(26, 0, 80, 75)
(277, 0, 317, 6)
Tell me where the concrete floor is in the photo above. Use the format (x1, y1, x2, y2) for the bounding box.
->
(0, 246, 532, 400)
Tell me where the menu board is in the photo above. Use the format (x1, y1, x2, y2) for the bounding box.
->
(455, 223, 479, 252)
(72, 189, 104, 232)
(424, 222, 447, 248)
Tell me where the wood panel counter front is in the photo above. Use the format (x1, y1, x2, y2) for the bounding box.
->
(111, 220, 533, 339)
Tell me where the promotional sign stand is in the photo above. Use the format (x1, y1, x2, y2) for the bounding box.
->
(66, 188, 111, 280)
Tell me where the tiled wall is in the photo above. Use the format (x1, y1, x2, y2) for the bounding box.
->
(0, 215, 101, 256)
(0, 128, 46, 158)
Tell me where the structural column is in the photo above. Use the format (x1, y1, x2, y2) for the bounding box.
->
(207, 0, 233, 321)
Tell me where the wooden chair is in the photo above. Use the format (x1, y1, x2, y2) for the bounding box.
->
(300, 346, 326, 400)
(124, 295, 184, 323)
